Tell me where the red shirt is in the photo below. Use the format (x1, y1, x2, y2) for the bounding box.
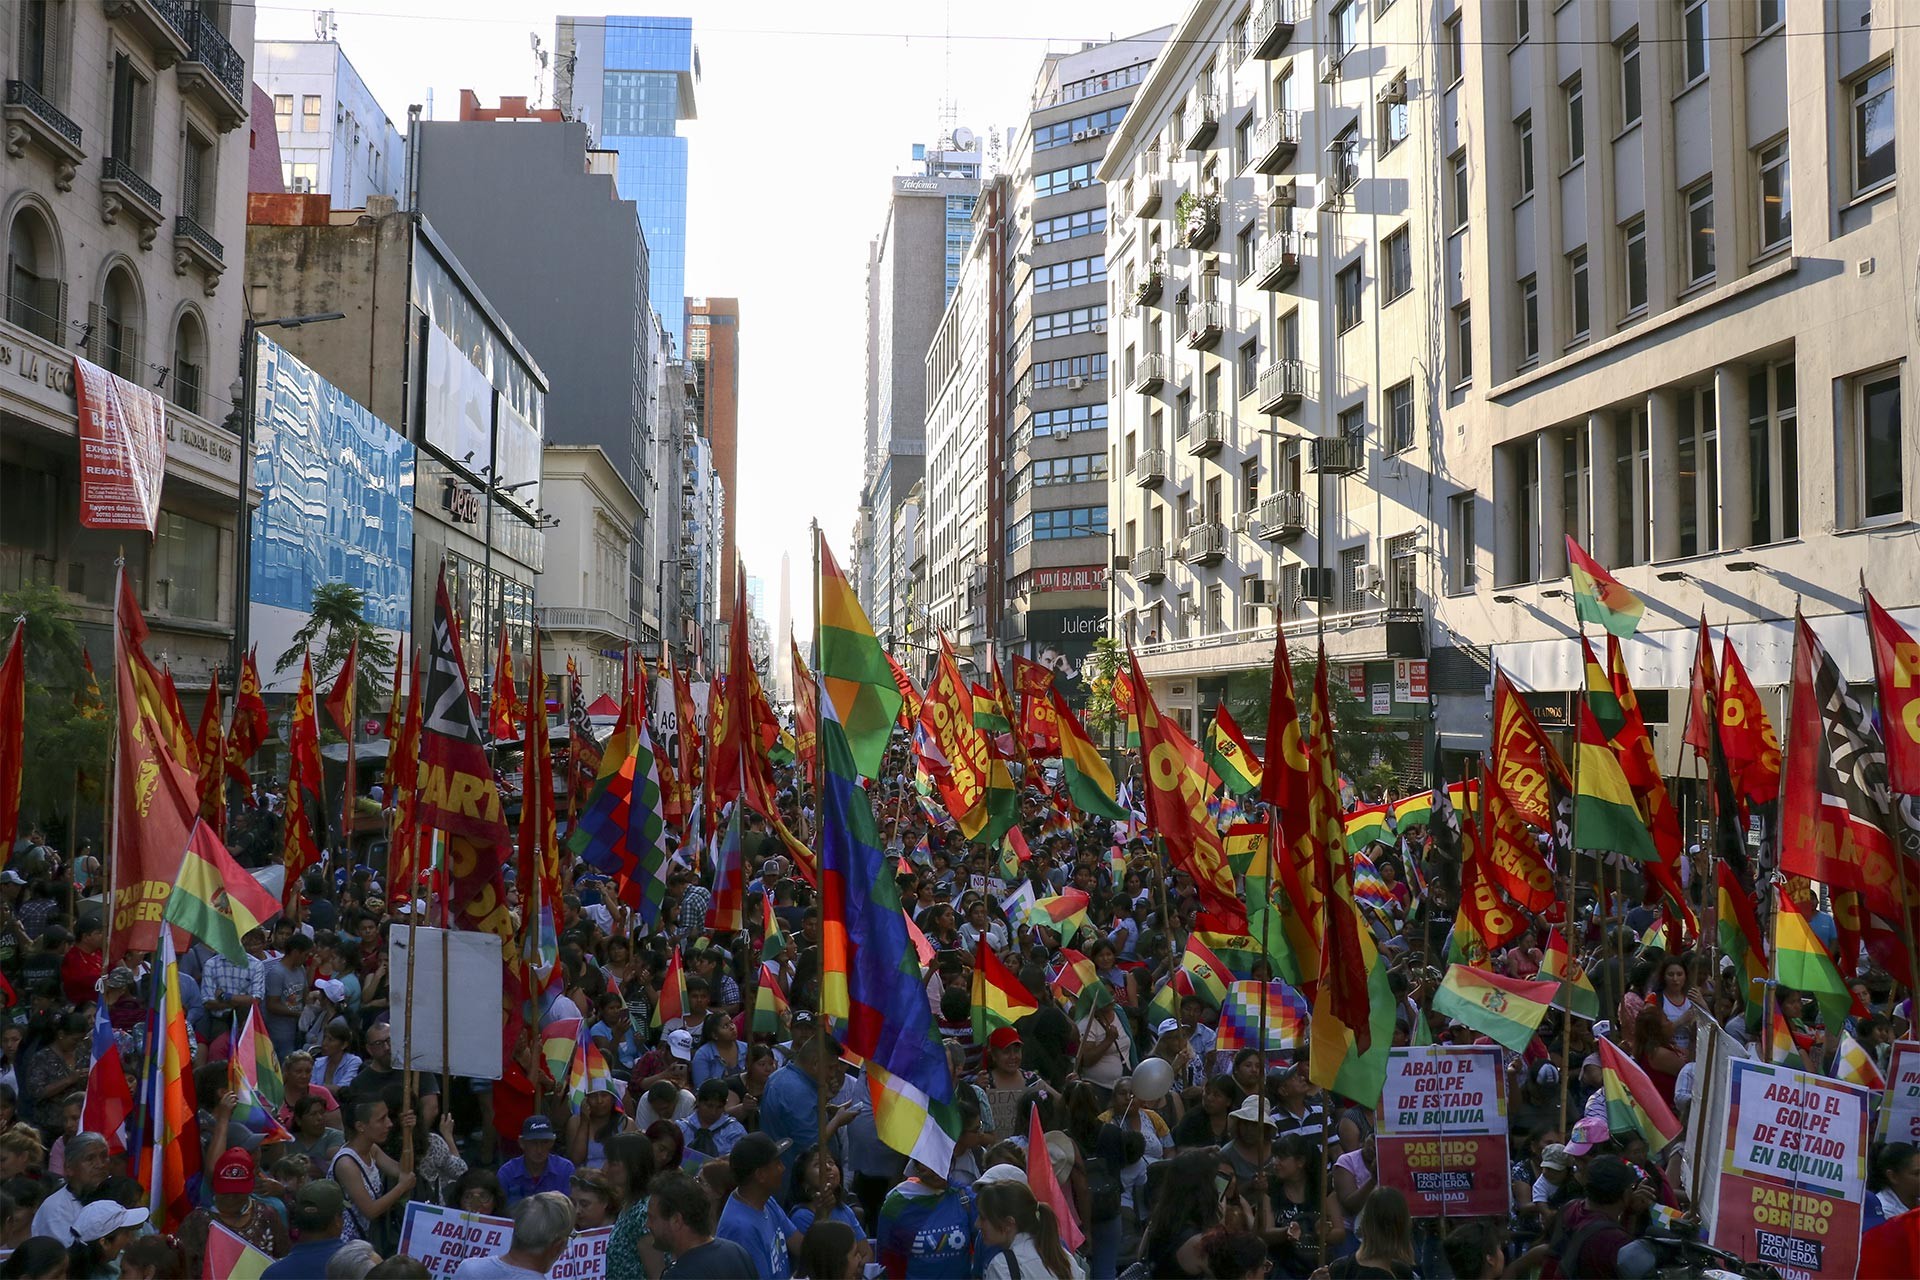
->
(60, 945, 103, 1006)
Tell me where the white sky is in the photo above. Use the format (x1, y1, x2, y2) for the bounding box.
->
(254, 0, 1175, 632)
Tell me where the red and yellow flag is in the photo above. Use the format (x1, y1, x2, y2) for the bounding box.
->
(919, 636, 1015, 844)
(1489, 668, 1569, 832)
(1718, 635, 1780, 806)
(1013, 656, 1062, 757)
(792, 636, 819, 780)
(1130, 649, 1244, 931)
(280, 654, 325, 910)
(224, 647, 269, 787)
(1306, 650, 1378, 1088)
(1682, 614, 1718, 763)
(193, 681, 227, 837)
(487, 624, 523, 742)
(1867, 588, 1920, 794)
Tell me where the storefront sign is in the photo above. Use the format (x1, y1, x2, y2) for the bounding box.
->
(443, 478, 482, 525)
(1371, 684, 1393, 716)
(165, 415, 236, 467)
(1711, 1061, 1869, 1280)
(73, 356, 167, 532)
(1377, 1046, 1509, 1217)
(1033, 565, 1105, 593)
(1345, 665, 1367, 698)
(1395, 659, 1429, 703)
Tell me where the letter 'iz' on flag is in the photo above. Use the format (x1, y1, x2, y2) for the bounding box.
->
(1050, 688, 1128, 819)
(1573, 695, 1657, 862)
(0, 621, 21, 857)
(1205, 704, 1263, 797)
(1565, 535, 1644, 638)
(971, 935, 1038, 1043)
(1130, 649, 1246, 930)
(817, 536, 901, 779)
(1431, 965, 1557, 1053)
(1540, 927, 1599, 1020)
(1772, 883, 1855, 1010)
(163, 819, 283, 965)
(1866, 586, 1920, 794)
(1595, 1035, 1683, 1154)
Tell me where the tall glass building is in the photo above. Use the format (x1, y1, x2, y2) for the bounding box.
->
(556, 15, 698, 351)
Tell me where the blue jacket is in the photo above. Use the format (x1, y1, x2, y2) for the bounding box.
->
(261, 1237, 345, 1279)
(499, 1153, 576, 1204)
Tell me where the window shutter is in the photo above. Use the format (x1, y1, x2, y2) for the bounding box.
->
(86, 301, 105, 366)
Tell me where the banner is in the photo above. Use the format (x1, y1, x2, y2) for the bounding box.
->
(1711, 1060, 1870, 1280)
(1881, 1041, 1920, 1142)
(1376, 1046, 1509, 1218)
(398, 1201, 612, 1277)
(73, 356, 167, 532)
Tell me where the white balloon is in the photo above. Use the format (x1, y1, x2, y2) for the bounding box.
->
(1131, 1057, 1175, 1102)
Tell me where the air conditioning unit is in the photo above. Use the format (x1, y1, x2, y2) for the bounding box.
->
(1092, 322, 1108, 333)
(1246, 577, 1274, 604)
(1378, 74, 1408, 105)
(1067, 376, 1087, 390)
(1073, 129, 1095, 142)
(291, 177, 313, 194)
(1269, 182, 1299, 208)
(1357, 565, 1386, 594)
(1319, 52, 1344, 84)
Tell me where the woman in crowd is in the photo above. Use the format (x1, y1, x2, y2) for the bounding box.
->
(288, 1096, 345, 1168)
(1272, 1131, 1345, 1278)
(312, 1017, 363, 1092)
(978, 1181, 1083, 1280)
(279, 1051, 343, 1130)
(1631, 1005, 1686, 1109)
(1650, 956, 1704, 1052)
(568, 1168, 616, 1230)
(565, 1079, 627, 1171)
(1323, 1187, 1417, 1280)
(1139, 1149, 1228, 1278)
(401, 1103, 469, 1204)
(448, 1169, 508, 1218)
(1866, 1142, 1920, 1230)
(18, 1015, 85, 1133)
(604, 1133, 661, 1280)
(798, 1219, 871, 1280)
(690, 1011, 743, 1089)
(330, 1099, 415, 1249)
(721, 1044, 777, 1130)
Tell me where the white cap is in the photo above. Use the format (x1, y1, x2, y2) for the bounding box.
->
(666, 1028, 695, 1061)
(314, 978, 347, 1004)
(73, 1202, 149, 1243)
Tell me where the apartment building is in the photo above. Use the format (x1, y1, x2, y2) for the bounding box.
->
(538, 444, 644, 699)
(1102, 0, 1438, 746)
(2, 0, 254, 694)
(252, 39, 402, 202)
(1003, 31, 1172, 691)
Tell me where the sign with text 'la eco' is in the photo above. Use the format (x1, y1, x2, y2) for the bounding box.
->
(1376, 1045, 1509, 1218)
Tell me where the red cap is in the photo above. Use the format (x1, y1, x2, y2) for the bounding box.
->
(988, 1026, 1021, 1051)
(211, 1147, 255, 1193)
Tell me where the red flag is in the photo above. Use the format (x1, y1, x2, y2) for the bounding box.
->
(224, 648, 269, 787)
(322, 636, 357, 735)
(792, 638, 819, 782)
(709, 578, 760, 810)
(1259, 623, 1309, 821)
(671, 657, 701, 823)
(1013, 656, 1062, 756)
(488, 624, 523, 742)
(1489, 668, 1569, 832)
(1859, 1207, 1920, 1280)
(194, 681, 227, 837)
(81, 999, 134, 1155)
(158, 665, 199, 777)
(1718, 636, 1780, 806)
(1866, 588, 1920, 794)
(1307, 650, 1372, 1057)
(1681, 614, 1717, 762)
(280, 654, 325, 910)
(884, 648, 922, 730)
(1608, 636, 1697, 939)
(1129, 649, 1245, 931)
(0, 622, 23, 855)
(387, 648, 424, 907)
(1027, 1086, 1085, 1251)
(517, 633, 558, 977)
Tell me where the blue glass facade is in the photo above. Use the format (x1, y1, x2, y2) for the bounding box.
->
(582, 16, 694, 351)
(249, 335, 415, 633)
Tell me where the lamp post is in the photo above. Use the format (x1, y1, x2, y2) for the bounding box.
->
(230, 312, 345, 690)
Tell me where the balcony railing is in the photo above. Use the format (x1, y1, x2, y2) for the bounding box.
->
(1255, 358, 1308, 415)
(1178, 195, 1220, 250)
(100, 157, 163, 240)
(1130, 352, 1167, 394)
(1250, 0, 1302, 60)
(1253, 231, 1301, 290)
(4, 80, 85, 189)
(177, 9, 247, 128)
(1250, 110, 1301, 174)
(1133, 154, 1162, 216)
(1189, 410, 1227, 457)
(1182, 522, 1228, 566)
(1131, 546, 1168, 583)
(1134, 448, 1168, 488)
(1257, 490, 1308, 541)
(1187, 94, 1221, 151)
(536, 606, 634, 639)
(103, 0, 193, 65)
(1182, 300, 1225, 349)
(1130, 259, 1165, 307)
(174, 214, 223, 262)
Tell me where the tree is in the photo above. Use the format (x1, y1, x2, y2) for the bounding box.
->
(1219, 658, 1414, 799)
(1080, 635, 1126, 740)
(274, 583, 394, 728)
(0, 582, 111, 839)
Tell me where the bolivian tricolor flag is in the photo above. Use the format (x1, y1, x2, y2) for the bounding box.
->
(1051, 688, 1128, 819)
(1540, 927, 1599, 1020)
(751, 962, 790, 1037)
(1573, 698, 1657, 861)
(1204, 705, 1263, 797)
(1716, 865, 1767, 1023)
(1343, 803, 1392, 853)
(1431, 965, 1557, 1053)
(1773, 884, 1854, 1011)
(1566, 536, 1645, 638)
(972, 936, 1039, 1042)
(1025, 889, 1092, 942)
(1390, 792, 1433, 829)
(1175, 933, 1235, 1009)
(1596, 1035, 1683, 1153)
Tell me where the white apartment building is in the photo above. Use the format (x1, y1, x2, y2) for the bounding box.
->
(252, 39, 402, 202)
(537, 444, 642, 699)
(924, 208, 994, 656)
(1102, 0, 1438, 747)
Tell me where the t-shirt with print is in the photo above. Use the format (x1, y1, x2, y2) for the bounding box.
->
(877, 1180, 976, 1279)
(716, 1192, 795, 1280)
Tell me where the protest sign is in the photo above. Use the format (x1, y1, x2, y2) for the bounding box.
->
(398, 1201, 613, 1278)
(1877, 1040, 1920, 1142)
(1711, 1061, 1870, 1280)
(1376, 1045, 1509, 1217)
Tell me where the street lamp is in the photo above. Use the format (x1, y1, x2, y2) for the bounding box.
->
(230, 312, 346, 687)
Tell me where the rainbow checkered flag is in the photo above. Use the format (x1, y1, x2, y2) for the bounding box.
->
(1215, 980, 1309, 1052)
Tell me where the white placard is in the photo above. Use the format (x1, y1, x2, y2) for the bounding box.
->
(388, 927, 505, 1080)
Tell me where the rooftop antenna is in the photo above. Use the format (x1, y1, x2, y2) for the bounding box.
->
(314, 8, 337, 40)
(530, 33, 551, 109)
(937, 0, 956, 145)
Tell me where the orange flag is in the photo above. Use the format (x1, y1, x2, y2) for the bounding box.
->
(224, 647, 269, 787)
(1129, 649, 1245, 932)
(281, 654, 326, 910)
(194, 681, 227, 837)
(488, 624, 523, 742)
(1718, 636, 1780, 806)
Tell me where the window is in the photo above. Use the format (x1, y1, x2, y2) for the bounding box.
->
(182, 127, 215, 224)
(1032, 353, 1106, 389)
(1452, 303, 1473, 384)
(1238, 340, 1259, 393)
(1858, 369, 1904, 522)
(1382, 227, 1412, 301)
(1338, 403, 1367, 457)
(1569, 248, 1590, 339)
(6, 208, 62, 343)
(1515, 113, 1535, 196)
(1240, 458, 1260, 510)
(1445, 15, 1464, 84)
(1757, 0, 1784, 34)
(1236, 223, 1256, 280)
(1684, 180, 1715, 284)
(1449, 153, 1469, 229)
(1513, 0, 1531, 42)
(283, 161, 318, 192)
(1033, 305, 1107, 341)
(1675, 386, 1719, 557)
(1033, 207, 1107, 244)
(1336, 260, 1363, 332)
(1032, 256, 1106, 293)
(1388, 533, 1419, 610)
(302, 94, 322, 132)
(1339, 546, 1369, 614)
(171, 312, 205, 415)
(1032, 404, 1108, 438)
(1746, 361, 1798, 545)
(154, 512, 221, 621)
(1022, 454, 1107, 489)
(1448, 493, 1478, 592)
(1008, 506, 1109, 551)
(1505, 436, 1539, 584)
(1619, 33, 1642, 125)
(1175, 389, 1191, 440)
(1623, 218, 1648, 314)
(1519, 275, 1540, 364)
(1682, 0, 1709, 83)
(1565, 75, 1585, 164)
(98, 267, 141, 381)
(1853, 64, 1895, 194)
(109, 54, 152, 174)
(1613, 410, 1651, 565)
(1330, 122, 1360, 195)
(16, 0, 56, 95)
(1758, 139, 1791, 249)
(1033, 105, 1127, 150)
(273, 94, 293, 132)
(1385, 381, 1414, 453)
(1234, 113, 1253, 171)
(1206, 585, 1225, 634)
(1330, 0, 1357, 58)
(1277, 308, 1300, 362)
(1379, 88, 1409, 153)
(1035, 161, 1101, 197)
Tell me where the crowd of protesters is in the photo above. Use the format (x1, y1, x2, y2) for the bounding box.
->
(0, 722, 1913, 1280)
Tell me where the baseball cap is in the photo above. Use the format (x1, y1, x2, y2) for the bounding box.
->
(1565, 1116, 1612, 1156)
(211, 1147, 256, 1192)
(987, 1026, 1021, 1052)
(728, 1133, 783, 1182)
(294, 1180, 345, 1225)
(0, 870, 25, 886)
(520, 1115, 558, 1143)
(1581, 1053, 1603, 1071)
(1541, 1143, 1573, 1172)
(667, 1028, 695, 1061)
(1156, 1017, 1180, 1037)
(974, 1162, 1028, 1187)
(1585, 1154, 1637, 1202)
(760, 860, 782, 877)
(314, 977, 347, 1004)
(73, 1201, 149, 1243)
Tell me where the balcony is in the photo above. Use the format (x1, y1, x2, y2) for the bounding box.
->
(99, 157, 165, 248)
(176, 10, 248, 130)
(4, 81, 84, 190)
(536, 606, 634, 642)
(103, 0, 193, 66)
(1182, 300, 1224, 350)
(1133, 448, 1168, 489)
(1177, 195, 1220, 250)
(1257, 490, 1308, 541)
(1189, 410, 1227, 457)
(1250, 0, 1301, 59)
(172, 214, 225, 294)
(1182, 522, 1228, 566)
(1255, 358, 1307, 415)
(1130, 352, 1167, 394)
(1250, 110, 1300, 174)
(1133, 156, 1162, 217)
(1131, 546, 1168, 584)
(1186, 94, 1221, 151)
(1130, 259, 1165, 308)
(1310, 435, 1365, 476)
(1252, 232, 1301, 290)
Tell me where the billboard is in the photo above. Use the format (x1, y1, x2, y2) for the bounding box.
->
(422, 323, 494, 470)
(1023, 607, 1108, 690)
(249, 336, 414, 692)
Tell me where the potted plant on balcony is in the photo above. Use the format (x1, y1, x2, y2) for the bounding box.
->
(1175, 192, 1217, 248)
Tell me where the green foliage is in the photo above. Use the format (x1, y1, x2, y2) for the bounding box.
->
(0, 582, 111, 836)
(274, 582, 394, 723)
(1079, 635, 1125, 739)
(1220, 658, 1413, 798)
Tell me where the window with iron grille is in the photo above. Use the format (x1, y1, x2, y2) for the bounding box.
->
(1387, 532, 1419, 610)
